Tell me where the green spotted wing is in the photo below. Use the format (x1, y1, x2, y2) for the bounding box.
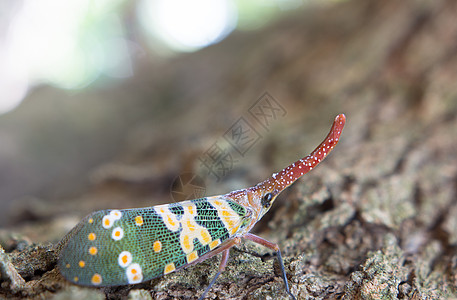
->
(58, 197, 251, 286)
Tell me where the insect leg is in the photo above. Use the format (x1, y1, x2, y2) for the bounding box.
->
(198, 249, 229, 300)
(191, 237, 240, 299)
(244, 233, 296, 300)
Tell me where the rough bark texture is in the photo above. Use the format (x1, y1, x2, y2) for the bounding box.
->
(1, 0, 457, 299)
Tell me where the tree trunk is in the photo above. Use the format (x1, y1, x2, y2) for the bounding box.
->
(1, 0, 457, 299)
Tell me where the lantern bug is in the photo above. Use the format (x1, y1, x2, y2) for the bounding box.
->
(57, 114, 346, 299)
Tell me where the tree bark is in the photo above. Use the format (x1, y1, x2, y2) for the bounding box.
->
(1, 0, 457, 299)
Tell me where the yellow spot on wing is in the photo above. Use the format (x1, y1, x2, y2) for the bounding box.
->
(112, 227, 124, 240)
(78, 260, 85, 268)
(74, 276, 79, 282)
(225, 218, 235, 228)
(188, 205, 195, 215)
(167, 216, 176, 226)
(135, 215, 143, 226)
(164, 263, 176, 274)
(187, 251, 198, 263)
(91, 273, 102, 285)
(110, 210, 122, 220)
(153, 240, 162, 253)
(200, 230, 212, 245)
(182, 235, 192, 252)
(88, 218, 93, 224)
(186, 220, 196, 231)
(230, 224, 241, 235)
(221, 210, 233, 217)
(102, 215, 113, 229)
(65, 264, 70, 268)
(89, 247, 98, 255)
(126, 263, 143, 283)
(88, 233, 96, 241)
(118, 251, 132, 268)
(182, 202, 197, 216)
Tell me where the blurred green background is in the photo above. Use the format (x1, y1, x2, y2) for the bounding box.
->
(1, 0, 336, 227)
(1, 0, 312, 109)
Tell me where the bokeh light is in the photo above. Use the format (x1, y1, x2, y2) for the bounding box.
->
(0, 0, 128, 114)
(0, 0, 307, 115)
(138, 0, 237, 52)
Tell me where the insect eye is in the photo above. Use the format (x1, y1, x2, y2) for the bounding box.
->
(261, 193, 273, 208)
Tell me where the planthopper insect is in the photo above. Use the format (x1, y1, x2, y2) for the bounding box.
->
(58, 114, 346, 299)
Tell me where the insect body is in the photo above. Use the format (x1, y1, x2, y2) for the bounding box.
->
(58, 114, 346, 299)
